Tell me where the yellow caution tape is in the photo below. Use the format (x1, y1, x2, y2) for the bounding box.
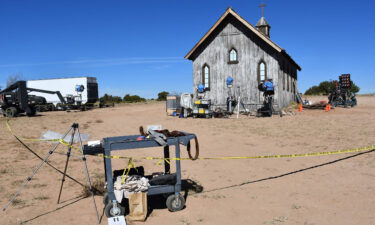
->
(5, 120, 81, 152)
(96, 145, 375, 161)
(5, 120, 375, 162)
(121, 158, 137, 184)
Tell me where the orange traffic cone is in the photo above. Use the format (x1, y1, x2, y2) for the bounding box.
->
(325, 104, 331, 112)
(298, 104, 303, 112)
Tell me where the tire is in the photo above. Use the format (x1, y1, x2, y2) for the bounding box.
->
(26, 107, 36, 117)
(166, 194, 185, 212)
(35, 105, 42, 112)
(104, 202, 125, 217)
(5, 107, 18, 118)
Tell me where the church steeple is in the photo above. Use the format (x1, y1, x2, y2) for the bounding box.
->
(256, 4, 271, 38)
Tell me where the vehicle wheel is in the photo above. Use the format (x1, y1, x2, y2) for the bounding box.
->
(26, 107, 36, 117)
(166, 194, 185, 212)
(104, 202, 125, 217)
(35, 105, 41, 112)
(48, 104, 56, 111)
(103, 192, 109, 205)
(5, 107, 18, 118)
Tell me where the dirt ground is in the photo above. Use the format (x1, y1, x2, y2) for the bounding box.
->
(1, 96, 375, 225)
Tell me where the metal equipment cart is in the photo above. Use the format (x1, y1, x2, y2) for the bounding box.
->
(83, 132, 197, 217)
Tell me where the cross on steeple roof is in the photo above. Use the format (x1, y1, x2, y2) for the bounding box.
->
(259, 3, 266, 17)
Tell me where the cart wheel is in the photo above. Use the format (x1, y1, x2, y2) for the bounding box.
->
(105, 202, 125, 217)
(5, 107, 18, 118)
(166, 194, 185, 212)
(103, 192, 109, 205)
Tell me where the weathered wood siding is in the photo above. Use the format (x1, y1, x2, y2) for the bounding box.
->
(191, 16, 298, 110)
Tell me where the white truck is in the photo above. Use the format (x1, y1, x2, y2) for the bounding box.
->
(26, 77, 99, 107)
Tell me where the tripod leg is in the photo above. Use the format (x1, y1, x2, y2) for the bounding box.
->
(78, 127, 100, 224)
(2, 126, 73, 212)
(12, 134, 87, 188)
(57, 124, 77, 204)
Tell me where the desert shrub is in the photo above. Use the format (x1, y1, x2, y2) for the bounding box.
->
(81, 177, 105, 197)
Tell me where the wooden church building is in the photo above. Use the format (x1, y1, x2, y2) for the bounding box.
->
(185, 8, 301, 110)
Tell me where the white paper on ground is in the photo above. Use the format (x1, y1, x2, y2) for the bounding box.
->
(40, 130, 89, 143)
(108, 216, 126, 225)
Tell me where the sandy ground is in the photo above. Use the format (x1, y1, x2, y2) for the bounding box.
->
(1, 96, 375, 225)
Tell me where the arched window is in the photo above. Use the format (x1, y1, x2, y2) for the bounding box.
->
(229, 49, 238, 63)
(258, 61, 266, 82)
(202, 64, 210, 89)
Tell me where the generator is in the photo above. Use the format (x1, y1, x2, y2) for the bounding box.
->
(328, 74, 357, 107)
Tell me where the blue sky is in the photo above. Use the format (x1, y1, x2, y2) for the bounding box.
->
(0, 0, 374, 98)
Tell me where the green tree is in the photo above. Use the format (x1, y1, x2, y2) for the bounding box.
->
(318, 81, 335, 95)
(304, 85, 321, 95)
(157, 91, 169, 101)
(123, 94, 146, 103)
(350, 81, 360, 93)
(99, 94, 123, 103)
(304, 80, 360, 95)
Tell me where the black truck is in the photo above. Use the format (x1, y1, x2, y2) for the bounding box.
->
(0, 81, 66, 117)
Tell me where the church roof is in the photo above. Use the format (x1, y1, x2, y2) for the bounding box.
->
(185, 8, 301, 71)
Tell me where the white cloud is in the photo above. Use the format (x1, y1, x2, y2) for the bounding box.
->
(0, 57, 185, 68)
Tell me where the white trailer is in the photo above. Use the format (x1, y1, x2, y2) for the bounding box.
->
(27, 77, 98, 105)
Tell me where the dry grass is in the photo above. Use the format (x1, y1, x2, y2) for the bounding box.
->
(11, 199, 27, 208)
(95, 119, 103, 123)
(33, 195, 50, 201)
(0, 168, 11, 174)
(31, 183, 47, 188)
(11, 180, 24, 187)
(81, 176, 105, 197)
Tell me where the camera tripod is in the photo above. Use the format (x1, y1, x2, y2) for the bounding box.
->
(1, 123, 100, 223)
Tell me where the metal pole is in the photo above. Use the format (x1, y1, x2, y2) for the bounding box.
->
(164, 146, 170, 174)
(2, 125, 74, 212)
(236, 95, 240, 119)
